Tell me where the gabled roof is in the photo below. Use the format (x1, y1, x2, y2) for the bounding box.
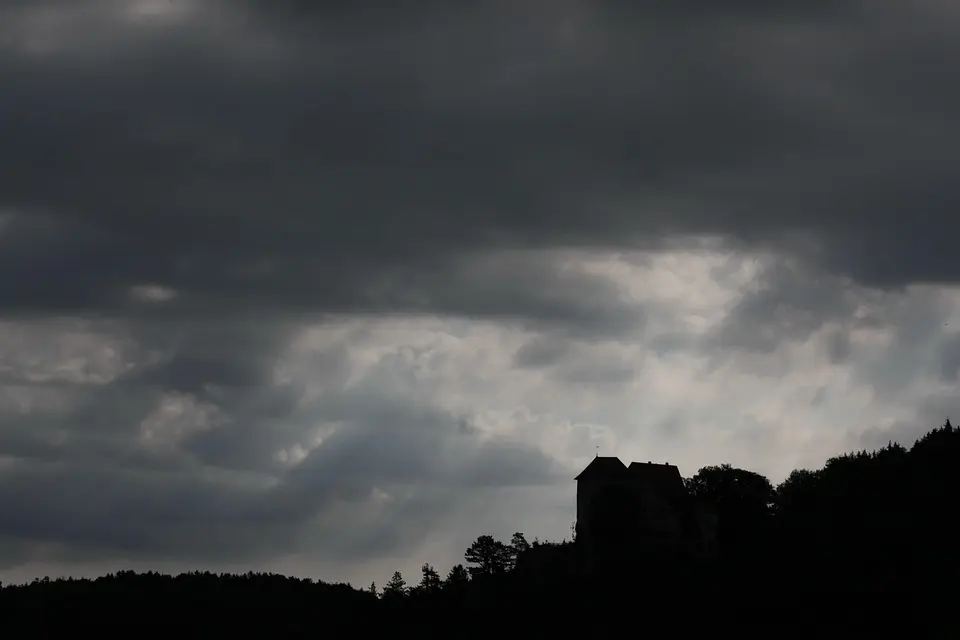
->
(628, 461, 688, 504)
(574, 456, 627, 481)
(628, 461, 682, 480)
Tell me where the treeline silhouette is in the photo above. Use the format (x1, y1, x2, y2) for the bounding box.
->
(3, 420, 957, 634)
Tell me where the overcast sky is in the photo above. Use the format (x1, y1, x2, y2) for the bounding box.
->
(1, 0, 958, 588)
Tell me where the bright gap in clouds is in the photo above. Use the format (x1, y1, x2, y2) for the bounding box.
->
(256, 244, 957, 486)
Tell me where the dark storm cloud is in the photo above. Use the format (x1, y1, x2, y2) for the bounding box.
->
(0, 316, 566, 567)
(0, 381, 565, 568)
(514, 336, 572, 369)
(513, 333, 638, 385)
(708, 258, 957, 396)
(274, 397, 564, 512)
(0, 0, 957, 329)
(708, 259, 863, 354)
(114, 317, 302, 396)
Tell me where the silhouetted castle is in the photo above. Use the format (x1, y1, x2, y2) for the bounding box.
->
(575, 456, 717, 568)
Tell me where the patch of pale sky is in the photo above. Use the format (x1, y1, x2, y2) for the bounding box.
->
(1, 0, 288, 70)
(129, 284, 177, 304)
(119, 0, 201, 25)
(0, 384, 74, 418)
(275, 422, 343, 468)
(255, 250, 951, 485)
(0, 319, 139, 386)
(138, 392, 226, 448)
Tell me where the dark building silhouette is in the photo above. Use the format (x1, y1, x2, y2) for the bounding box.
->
(575, 456, 717, 570)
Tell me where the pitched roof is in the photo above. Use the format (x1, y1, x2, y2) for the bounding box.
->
(628, 461, 688, 504)
(574, 456, 627, 481)
(628, 461, 682, 479)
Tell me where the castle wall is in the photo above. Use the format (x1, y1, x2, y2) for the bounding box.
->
(630, 479, 683, 537)
(577, 475, 697, 567)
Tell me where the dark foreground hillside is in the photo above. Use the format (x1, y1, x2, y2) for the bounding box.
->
(0, 564, 928, 635)
(3, 420, 958, 636)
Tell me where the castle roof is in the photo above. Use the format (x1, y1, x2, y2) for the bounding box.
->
(628, 460, 682, 479)
(574, 456, 627, 480)
(575, 458, 688, 503)
(628, 461, 687, 504)
(575, 457, 699, 540)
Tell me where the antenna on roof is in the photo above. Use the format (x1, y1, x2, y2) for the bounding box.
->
(595, 444, 599, 458)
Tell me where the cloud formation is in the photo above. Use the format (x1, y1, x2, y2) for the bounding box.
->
(0, 0, 958, 586)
